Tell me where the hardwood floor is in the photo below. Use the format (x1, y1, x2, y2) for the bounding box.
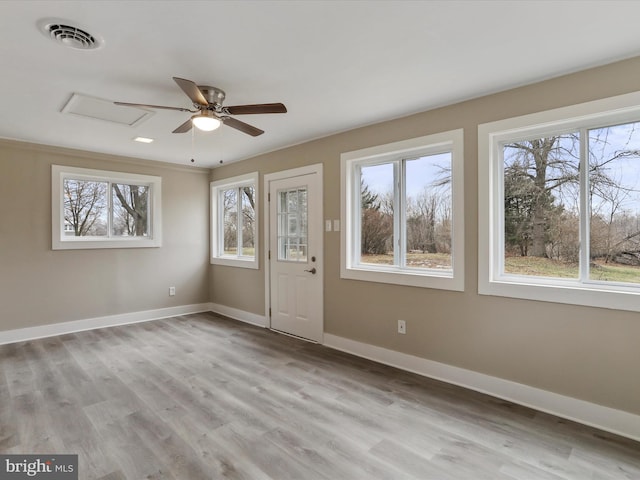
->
(1, 312, 639, 479)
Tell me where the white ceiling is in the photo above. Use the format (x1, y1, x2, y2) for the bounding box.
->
(2, 1, 640, 169)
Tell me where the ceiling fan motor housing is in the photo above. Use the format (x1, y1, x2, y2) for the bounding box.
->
(198, 86, 226, 110)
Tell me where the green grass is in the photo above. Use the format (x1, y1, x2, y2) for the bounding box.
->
(589, 261, 640, 283)
(361, 252, 452, 269)
(504, 256, 579, 278)
(505, 256, 640, 283)
(223, 247, 255, 256)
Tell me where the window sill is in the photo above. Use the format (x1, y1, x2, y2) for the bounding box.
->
(53, 237, 161, 250)
(479, 277, 640, 312)
(341, 265, 463, 291)
(211, 256, 259, 269)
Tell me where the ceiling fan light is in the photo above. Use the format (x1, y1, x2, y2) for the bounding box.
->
(192, 113, 221, 131)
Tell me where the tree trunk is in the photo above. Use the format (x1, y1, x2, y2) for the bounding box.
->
(529, 138, 555, 258)
(530, 200, 547, 257)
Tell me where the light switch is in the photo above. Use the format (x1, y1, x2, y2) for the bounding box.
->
(325, 220, 332, 232)
(333, 219, 340, 231)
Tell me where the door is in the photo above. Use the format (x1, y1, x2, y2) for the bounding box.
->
(268, 170, 323, 342)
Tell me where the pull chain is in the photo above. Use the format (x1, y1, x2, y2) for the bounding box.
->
(190, 124, 195, 164)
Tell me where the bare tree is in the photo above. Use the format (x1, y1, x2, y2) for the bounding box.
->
(223, 189, 238, 252)
(407, 189, 438, 253)
(113, 184, 148, 236)
(504, 136, 580, 257)
(241, 186, 255, 249)
(63, 179, 107, 236)
(505, 125, 640, 267)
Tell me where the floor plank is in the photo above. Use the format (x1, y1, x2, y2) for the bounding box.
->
(1, 312, 639, 479)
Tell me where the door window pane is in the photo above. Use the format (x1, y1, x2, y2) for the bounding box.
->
(277, 188, 308, 262)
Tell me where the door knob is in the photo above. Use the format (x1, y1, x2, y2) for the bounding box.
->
(304, 267, 317, 274)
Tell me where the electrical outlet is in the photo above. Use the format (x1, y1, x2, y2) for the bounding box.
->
(169, 286, 176, 296)
(397, 319, 406, 334)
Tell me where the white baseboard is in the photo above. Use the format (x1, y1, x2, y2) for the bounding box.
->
(209, 302, 268, 328)
(324, 333, 640, 443)
(0, 303, 212, 345)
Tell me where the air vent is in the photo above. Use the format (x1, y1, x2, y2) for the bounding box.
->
(38, 19, 102, 50)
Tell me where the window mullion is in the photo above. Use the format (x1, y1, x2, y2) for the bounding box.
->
(354, 164, 362, 266)
(579, 128, 590, 283)
(237, 186, 244, 257)
(496, 141, 506, 278)
(395, 160, 403, 267)
(398, 160, 407, 268)
(218, 190, 226, 257)
(108, 181, 113, 239)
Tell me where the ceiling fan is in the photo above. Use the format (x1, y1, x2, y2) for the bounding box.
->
(114, 77, 287, 137)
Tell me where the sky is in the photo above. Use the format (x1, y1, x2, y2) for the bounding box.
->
(360, 152, 451, 200)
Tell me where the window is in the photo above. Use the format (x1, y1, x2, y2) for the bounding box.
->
(211, 172, 258, 269)
(341, 129, 464, 290)
(52, 165, 161, 250)
(277, 187, 308, 262)
(479, 91, 640, 312)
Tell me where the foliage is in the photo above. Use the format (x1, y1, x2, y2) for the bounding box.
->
(504, 128, 640, 274)
(360, 170, 452, 258)
(360, 179, 393, 255)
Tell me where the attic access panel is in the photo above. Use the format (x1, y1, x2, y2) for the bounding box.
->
(62, 93, 154, 126)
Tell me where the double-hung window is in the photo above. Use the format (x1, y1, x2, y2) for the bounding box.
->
(341, 129, 464, 290)
(479, 91, 640, 312)
(52, 165, 161, 249)
(210, 172, 259, 269)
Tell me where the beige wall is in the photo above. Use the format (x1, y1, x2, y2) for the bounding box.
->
(0, 141, 210, 330)
(211, 56, 640, 416)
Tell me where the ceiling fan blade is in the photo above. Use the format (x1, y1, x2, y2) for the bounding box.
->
(114, 101, 194, 112)
(224, 103, 287, 115)
(172, 118, 193, 134)
(173, 77, 208, 107)
(222, 117, 264, 137)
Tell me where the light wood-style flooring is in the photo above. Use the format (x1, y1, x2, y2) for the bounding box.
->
(1, 312, 639, 479)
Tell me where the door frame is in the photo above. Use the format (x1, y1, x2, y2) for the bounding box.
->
(264, 163, 323, 341)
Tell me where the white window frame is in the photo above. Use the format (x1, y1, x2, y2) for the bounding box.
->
(479, 91, 640, 312)
(210, 172, 259, 269)
(341, 129, 464, 291)
(52, 165, 162, 250)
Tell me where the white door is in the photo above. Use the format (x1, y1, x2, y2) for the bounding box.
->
(268, 170, 323, 342)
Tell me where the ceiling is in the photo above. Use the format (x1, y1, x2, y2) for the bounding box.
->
(2, 1, 640, 169)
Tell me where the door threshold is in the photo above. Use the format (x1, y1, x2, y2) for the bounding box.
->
(269, 328, 319, 344)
